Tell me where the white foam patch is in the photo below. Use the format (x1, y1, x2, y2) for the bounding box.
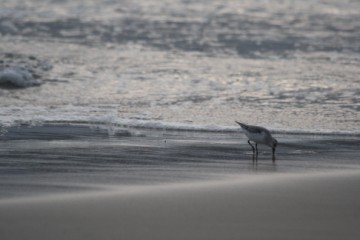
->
(0, 68, 41, 88)
(0, 105, 359, 136)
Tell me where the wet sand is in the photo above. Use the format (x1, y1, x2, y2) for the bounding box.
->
(0, 170, 359, 240)
(0, 124, 359, 239)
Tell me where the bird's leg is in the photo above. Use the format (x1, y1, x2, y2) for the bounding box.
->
(255, 143, 258, 155)
(272, 147, 276, 162)
(248, 140, 255, 153)
(252, 153, 258, 164)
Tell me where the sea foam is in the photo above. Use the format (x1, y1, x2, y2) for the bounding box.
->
(0, 68, 41, 88)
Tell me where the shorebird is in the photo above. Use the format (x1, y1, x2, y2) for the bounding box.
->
(235, 121, 277, 155)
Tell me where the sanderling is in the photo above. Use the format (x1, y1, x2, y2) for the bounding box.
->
(235, 121, 277, 155)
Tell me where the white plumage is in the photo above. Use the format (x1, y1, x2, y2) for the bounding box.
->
(235, 121, 277, 155)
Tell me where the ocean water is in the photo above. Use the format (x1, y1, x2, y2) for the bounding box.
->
(0, 0, 359, 134)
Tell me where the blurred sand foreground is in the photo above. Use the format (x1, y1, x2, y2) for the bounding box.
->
(0, 170, 359, 240)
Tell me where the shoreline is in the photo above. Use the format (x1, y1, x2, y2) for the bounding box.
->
(1, 123, 360, 200)
(2, 121, 360, 137)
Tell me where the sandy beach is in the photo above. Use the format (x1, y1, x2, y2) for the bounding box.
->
(1, 170, 359, 240)
(0, 124, 359, 240)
